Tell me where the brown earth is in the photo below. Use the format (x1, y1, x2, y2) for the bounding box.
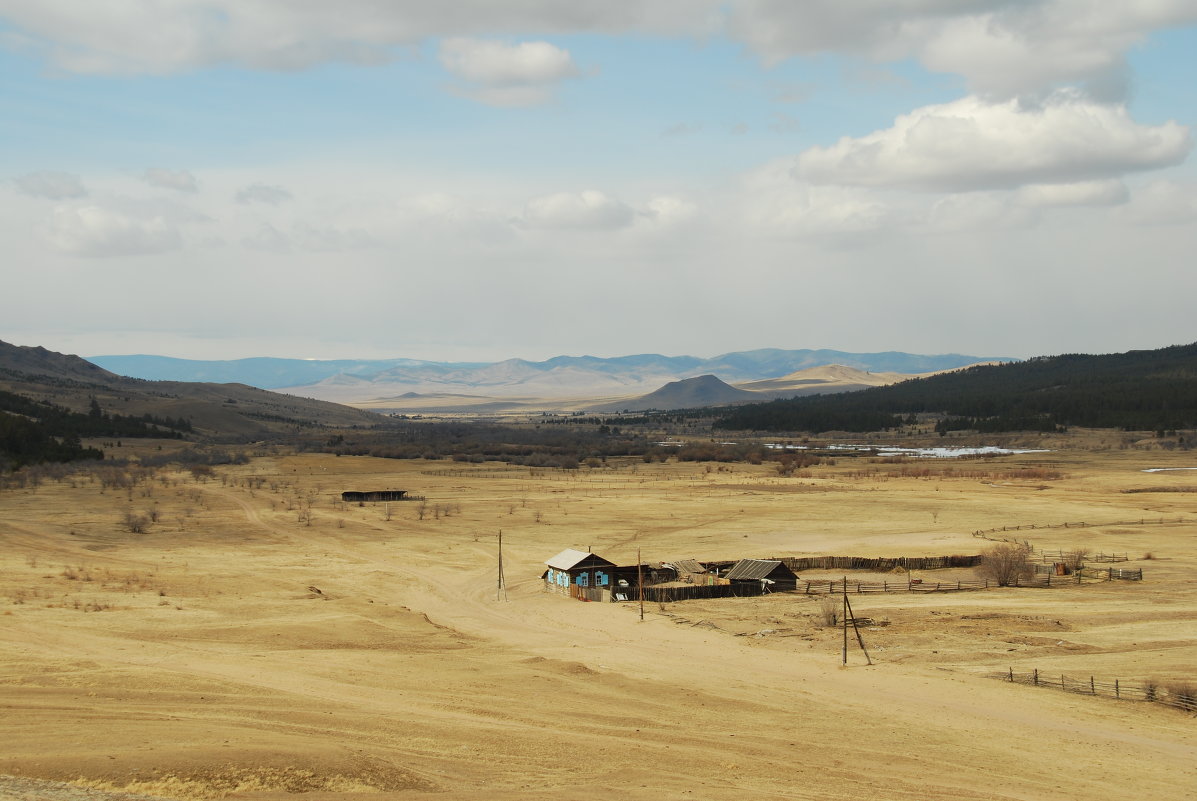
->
(1, 446, 1195, 800)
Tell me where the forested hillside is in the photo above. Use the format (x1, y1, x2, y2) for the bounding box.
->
(0, 391, 192, 470)
(714, 343, 1197, 434)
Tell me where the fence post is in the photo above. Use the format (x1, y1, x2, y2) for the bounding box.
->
(1115, 679, 1119, 698)
(1033, 669, 1038, 686)
(1008, 667, 1014, 682)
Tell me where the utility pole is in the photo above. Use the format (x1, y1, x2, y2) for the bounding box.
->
(841, 575, 872, 666)
(842, 576, 848, 665)
(638, 547, 644, 621)
(496, 530, 507, 601)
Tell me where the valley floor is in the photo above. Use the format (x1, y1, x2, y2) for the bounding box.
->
(1, 447, 1195, 800)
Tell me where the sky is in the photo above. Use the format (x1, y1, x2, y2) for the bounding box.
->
(1, 1, 1195, 363)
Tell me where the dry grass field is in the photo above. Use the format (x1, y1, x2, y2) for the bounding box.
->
(2, 441, 1196, 800)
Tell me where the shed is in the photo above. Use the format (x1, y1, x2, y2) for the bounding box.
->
(342, 490, 407, 503)
(544, 548, 617, 595)
(667, 559, 714, 585)
(723, 559, 798, 591)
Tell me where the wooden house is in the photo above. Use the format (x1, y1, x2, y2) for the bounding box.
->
(723, 559, 798, 591)
(543, 549, 617, 595)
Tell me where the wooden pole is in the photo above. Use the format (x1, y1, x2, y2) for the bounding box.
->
(496, 530, 507, 601)
(841, 576, 848, 665)
(843, 593, 873, 665)
(638, 547, 644, 621)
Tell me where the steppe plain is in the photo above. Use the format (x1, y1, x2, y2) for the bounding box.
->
(2, 436, 1195, 800)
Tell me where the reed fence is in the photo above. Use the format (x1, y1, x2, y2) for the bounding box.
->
(992, 668, 1197, 714)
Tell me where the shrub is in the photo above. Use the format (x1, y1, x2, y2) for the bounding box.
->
(123, 510, 150, 534)
(978, 542, 1033, 586)
(1165, 681, 1196, 712)
(817, 596, 840, 627)
(1063, 547, 1089, 571)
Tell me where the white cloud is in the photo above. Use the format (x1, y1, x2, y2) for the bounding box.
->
(42, 204, 181, 257)
(15, 170, 87, 199)
(740, 158, 899, 238)
(925, 192, 1035, 233)
(3, 1, 1194, 107)
(1017, 180, 1128, 208)
(1114, 181, 1197, 226)
(0, 1, 717, 74)
(143, 167, 198, 193)
(795, 92, 1192, 192)
(728, 1, 1197, 98)
(236, 183, 293, 204)
(644, 195, 698, 226)
(521, 190, 636, 230)
(439, 38, 580, 106)
(439, 37, 577, 85)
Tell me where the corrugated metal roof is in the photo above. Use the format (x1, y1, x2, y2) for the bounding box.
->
(724, 559, 783, 581)
(545, 548, 614, 570)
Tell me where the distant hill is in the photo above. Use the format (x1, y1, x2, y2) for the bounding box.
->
(714, 343, 1197, 434)
(89, 348, 1010, 403)
(0, 340, 382, 442)
(587, 365, 928, 413)
(737, 364, 915, 395)
(594, 375, 758, 412)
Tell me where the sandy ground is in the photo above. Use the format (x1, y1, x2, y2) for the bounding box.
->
(1, 446, 1195, 800)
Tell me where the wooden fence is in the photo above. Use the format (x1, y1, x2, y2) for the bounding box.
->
(993, 668, 1197, 714)
(798, 578, 988, 594)
(776, 554, 982, 572)
(1038, 550, 1129, 563)
(641, 583, 770, 603)
(974, 517, 1189, 539)
(795, 570, 1141, 595)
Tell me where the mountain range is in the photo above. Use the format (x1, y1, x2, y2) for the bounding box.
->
(89, 349, 1010, 410)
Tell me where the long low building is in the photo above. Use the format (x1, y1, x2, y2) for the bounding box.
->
(341, 490, 408, 502)
(723, 558, 798, 590)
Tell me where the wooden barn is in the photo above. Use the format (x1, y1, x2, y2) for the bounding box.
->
(543, 549, 617, 595)
(342, 490, 407, 503)
(723, 559, 798, 591)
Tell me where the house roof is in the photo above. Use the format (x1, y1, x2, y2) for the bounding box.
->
(545, 548, 615, 571)
(724, 559, 785, 581)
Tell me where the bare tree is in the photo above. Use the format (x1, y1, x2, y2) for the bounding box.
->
(122, 510, 150, 534)
(978, 542, 1033, 586)
(1063, 547, 1089, 571)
